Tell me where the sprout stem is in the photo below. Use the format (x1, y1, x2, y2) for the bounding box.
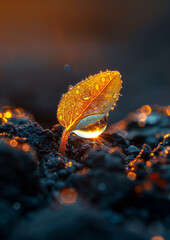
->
(59, 129, 70, 156)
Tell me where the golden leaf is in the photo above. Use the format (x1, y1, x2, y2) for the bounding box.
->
(57, 70, 122, 155)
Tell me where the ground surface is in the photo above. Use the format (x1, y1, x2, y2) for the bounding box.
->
(0, 105, 170, 240)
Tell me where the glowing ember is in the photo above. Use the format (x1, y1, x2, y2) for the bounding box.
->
(138, 113, 147, 122)
(149, 172, 160, 180)
(143, 181, 152, 190)
(146, 161, 152, 167)
(127, 172, 136, 181)
(65, 161, 72, 168)
(141, 105, 152, 115)
(4, 111, 12, 118)
(22, 143, 30, 152)
(2, 117, 8, 123)
(60, 188, 77, 204)
(10, 139, 18, 148)
(77, 168, 90, 176)
(135, 185, 143, 194)
(166, 105, 170, 116)
(151, 236, 164, 240)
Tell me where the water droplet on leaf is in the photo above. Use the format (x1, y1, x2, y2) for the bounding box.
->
(101, 77, 105, 82)
(95, 83, 99, 91)
(59, 115, 62, 120)
(83, 95, 91, 100)
(73, 116, 108, 138)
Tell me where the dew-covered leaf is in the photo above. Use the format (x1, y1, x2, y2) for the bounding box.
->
(57, 70, 122, 131)
(57, 70, 122, 155)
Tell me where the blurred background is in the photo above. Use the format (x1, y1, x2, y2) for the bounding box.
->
(0, 0, 170, 127)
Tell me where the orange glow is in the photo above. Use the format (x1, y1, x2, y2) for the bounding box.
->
(22, 143, 30, 152)
(157, 179, 167, 188)
(107, 120, 126, 132)
(138, 113, 147, 122)
(164, 133, 170, 138)
(165, 149, 168, 154)
(141, 105, 152, 115)
(144, 181, 152, 190)
(138, 121, 146, 127)
(2, 117, 8, 123)
(65, 161, 72, 168)
(129, 161, 136, 167)
(10, 139, 18, 148)
(108, 147, 121, 154)
(14, 108, 25, 118)
(127, 172, 136, 181)
(0, 113, 2, 118)
(146, 161, 152, 167)
(166, 106, 170, 116)
(4, 111, 12, 118)
(115, 120, 126, 131)
(135, 185, 143, 193)
(60, 188, 77, 204)
(149, 172, 160, 180)
(151, 236, 164, 240)
(77, 168, 90, 176)
(137, 159, 144, 163)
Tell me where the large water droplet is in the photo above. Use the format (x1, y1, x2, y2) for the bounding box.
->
(73, 116, 108, 138)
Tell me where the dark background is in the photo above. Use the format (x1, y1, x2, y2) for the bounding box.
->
(0, 0, 170, 127)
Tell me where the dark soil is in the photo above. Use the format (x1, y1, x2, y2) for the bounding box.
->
(0, 105, 170, 240)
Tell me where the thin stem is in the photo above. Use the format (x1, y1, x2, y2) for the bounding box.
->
(59, 129, 70, 156)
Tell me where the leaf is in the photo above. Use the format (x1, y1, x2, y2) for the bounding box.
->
(57, 70, 122, 155)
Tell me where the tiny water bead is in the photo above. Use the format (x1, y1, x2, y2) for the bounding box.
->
(64, 64, 71, 70)
(95, 83, 99, 91)
(73, 116, 108, 138)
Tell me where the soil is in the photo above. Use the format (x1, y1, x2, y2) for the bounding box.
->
(0, 105, 170, 240)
